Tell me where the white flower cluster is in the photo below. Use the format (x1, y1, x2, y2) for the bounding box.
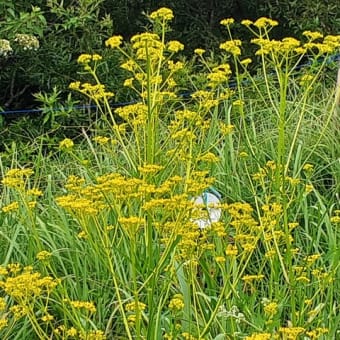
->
(0, 39, 13, 57)
(14, 34, 39, 50)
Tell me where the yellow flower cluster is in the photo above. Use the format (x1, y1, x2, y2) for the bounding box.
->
(118, 216, 145, 235)
(305, 328, 328, 339)
(240, 17, 278, 29)
(253, 17, 279, 28)
(69, 300, 96, 313)
(69, 82, 114, 100)
(242, 274, 265, 283)
(1, 168, 42, 213)
(115, 102, 148, 126)
(303, 31, 323, 41)
(131, 32, 163, 61)
(54, 325, 78, 337)
(247, 31, 340, 57)
(93, 135, 110, 145)
(1, 201, 19, 213)
(138, 164, 164, 175)
(330, 210, 340, 224)
(0, 265, 58, 300)
(1, 168, 33, 189)
(125, 301, 147, 312)
(77, 53, 102, 64)
(194, 48, 205, 56)
(263, 301, 278, 316)
(56, 194, 105, 215)
(105, 35, 123, 49)
(36, 250, 52, 261)
(220, 18, 235, 26)
(81, 330, 106, 340)
(279, 326, 305, 339)
(207, 63, 232, 87)
(149, 7, 174, 21)
(54, 325, 106, 339)
(219, 39, 242, 56)
(59, 138, 74, 149)
(225, 244, 238, 256)
(251, 37, 300, 56)
(168, 294, 185, 312)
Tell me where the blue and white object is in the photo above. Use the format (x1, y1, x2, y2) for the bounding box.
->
(192, 188, 222, 229)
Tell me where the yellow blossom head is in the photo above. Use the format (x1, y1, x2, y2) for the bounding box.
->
(149, 7, 174, 21)
(253, 17, 278, 29)
(194, 48, 205, 56)
(303, 31, 323, 41)
(59, 138, 74, 150)
(167, 40, 184, 53)
(220, 18, 235, 26)
(105, 35, 123, 49)
(241, 19, 253, 27)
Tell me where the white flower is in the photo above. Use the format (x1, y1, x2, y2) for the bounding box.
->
(0, 39, 13, 57)
(14, 34, 39, 50)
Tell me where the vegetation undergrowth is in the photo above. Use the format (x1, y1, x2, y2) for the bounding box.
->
(0, 8, 339, 340)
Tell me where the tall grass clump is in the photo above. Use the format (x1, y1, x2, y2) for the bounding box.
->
(0, 8, 339, 340)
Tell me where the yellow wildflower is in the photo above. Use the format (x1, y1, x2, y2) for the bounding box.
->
(0, 319, 8, 331)
(169, 294, 184, 312)
(303, 163, 314, 172)
(10, 305, 28, 319)
(105, 35, 123, 49)
(220, 39, 242, 56)
(330, 215, 340, 224)
(215, 256, 226, 263)
(69, 81, 81, 90)
(303, 31, 323, 41)
(233, 99, 244, 106)
(77, 54, 92, 64)
(240, 58, 252, 66)
(225, 244, 238, 256)
(239, 151, 248, 158)
(194, 48, 205, 56)
(220, 18, 234, 26)
(242, 274, 265, 283)
(167, 40, 184, 53)
(198, 152, 220, 163)
(149, 7, 174, 21)
(93, 136, 110, 145)
(253, 17, 278, 29)
(69, 300, 96, 313)
(59, 138, 74, 149)
(66, 327, 78, 337)
(241, 19, 253, 27)
(279, 326, 305, 339)
(41, 313, 54, 322)
(167, 60, 184, 71)
(125, 301, 147, 312)
(2, 201, 19, 213)
(26, 188, 43, 196)
(36, 251, 52, 261)
(264, 302, 278, 316)
(0, 297, 6, 311)
(305, 328, 328, 339)
(138, 164, 164, 174)
(305, 184, 314, 194)
(123, 77, 134, 87)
